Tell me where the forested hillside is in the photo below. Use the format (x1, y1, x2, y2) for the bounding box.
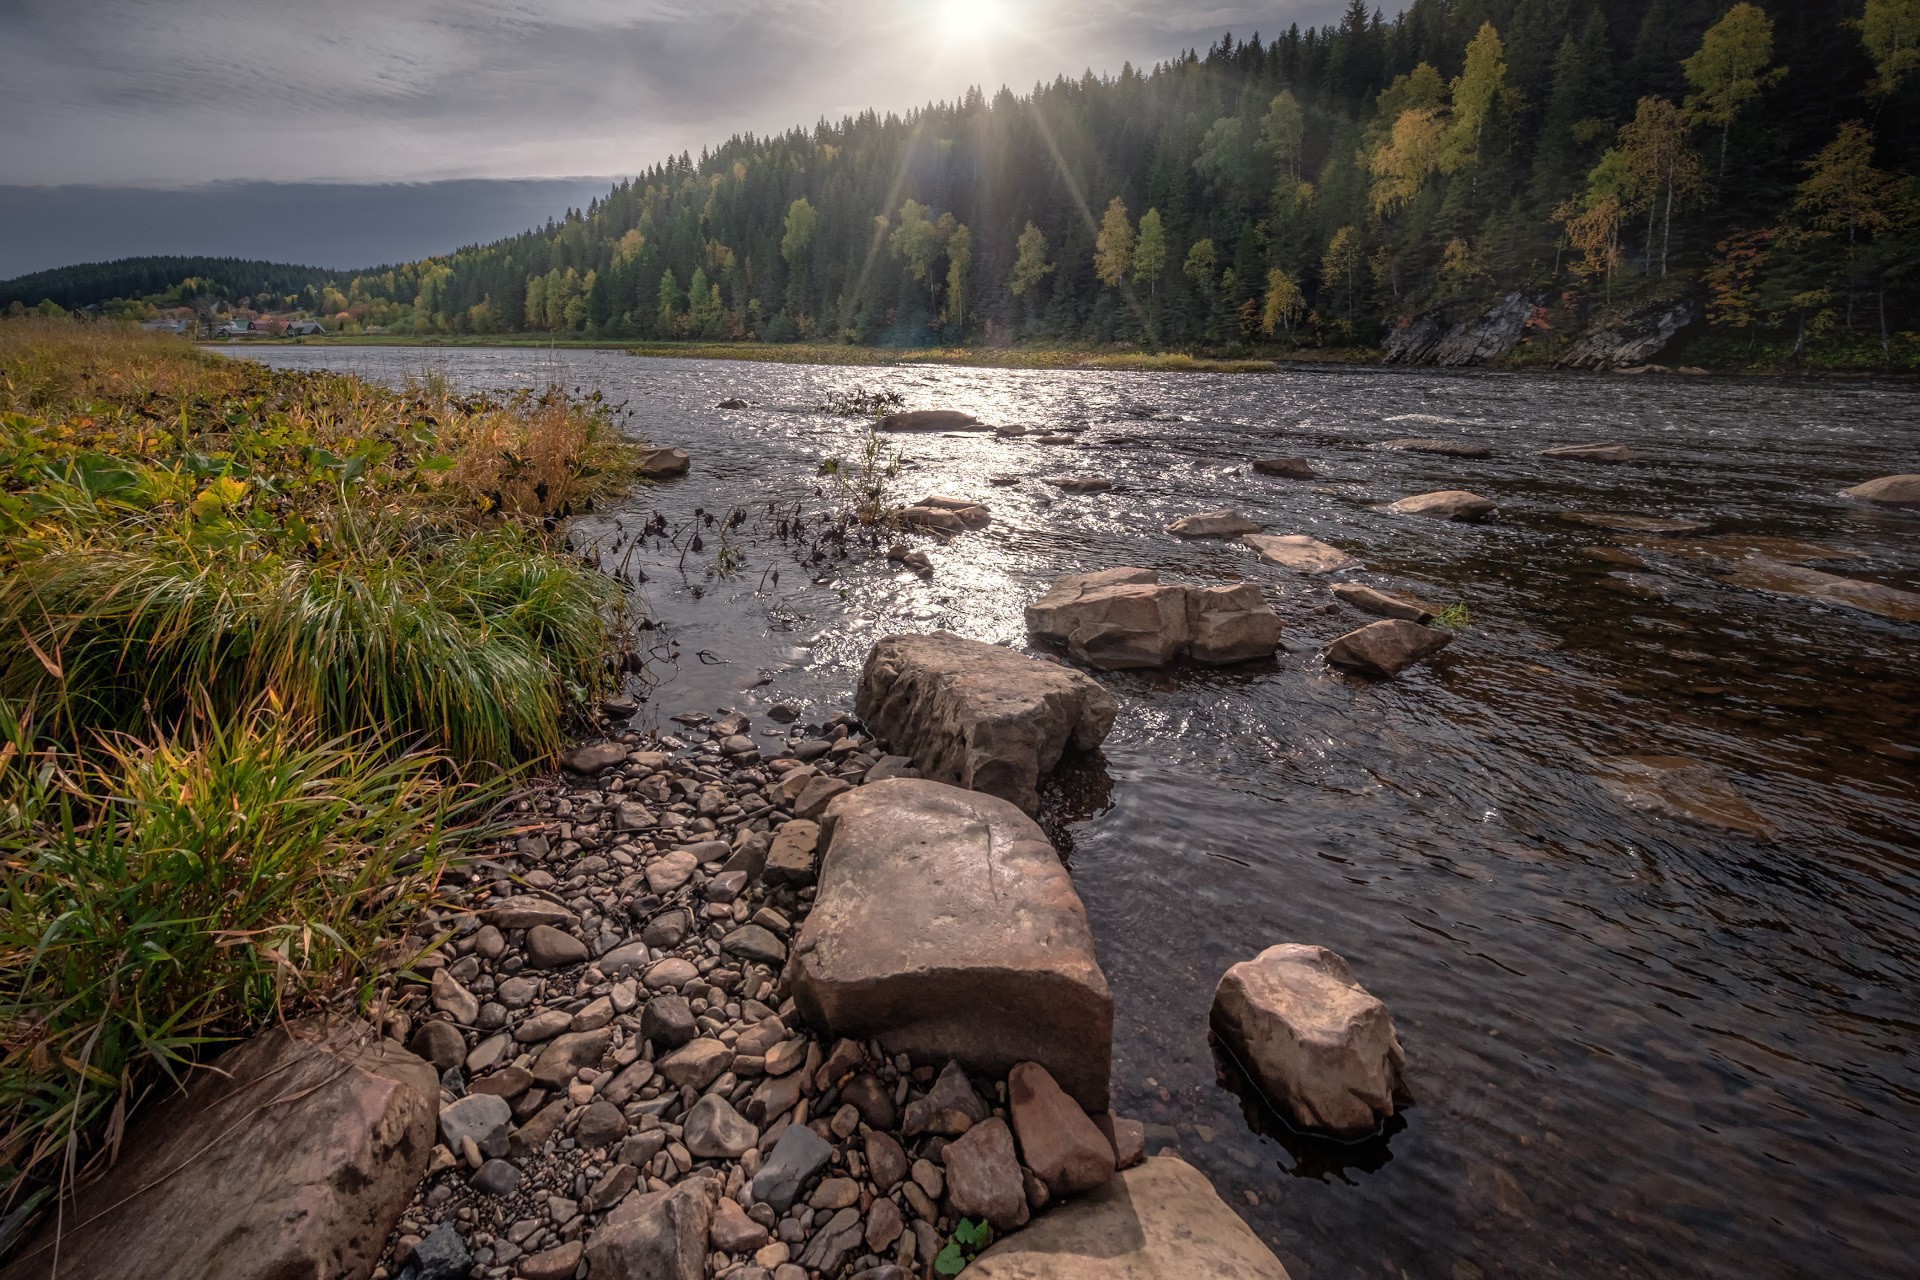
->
(0, 257, 341, 314)
(31, 1, 1920, 367)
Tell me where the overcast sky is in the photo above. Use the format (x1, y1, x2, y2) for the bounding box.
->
(0, 0, 1345, 276)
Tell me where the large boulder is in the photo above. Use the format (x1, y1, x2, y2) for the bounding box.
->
(0, 1019, 436, 1280)
(1386, 490, 1498, 521)
(1210, 944, 1407, 1139)
(1242, 534, 1360, 573)
(1841, 474, 1920, 505)
(966, 1154, 1292, 1280)
(879, 409, 987, 432)
(789, 779, 1113, 1111)
(1324, 619, 1453, 677)
(637, 447, 690, 479)
(1185, 584, 1284, 665)
(1027, 569, 1281, 670)
(855, 632, 1116, 815)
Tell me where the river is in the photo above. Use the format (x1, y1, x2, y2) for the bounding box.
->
(242, 346, 1919, 1280)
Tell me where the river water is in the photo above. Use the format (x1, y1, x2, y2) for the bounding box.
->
(244, 347, 1919, 1280)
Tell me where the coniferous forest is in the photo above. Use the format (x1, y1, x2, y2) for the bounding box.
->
(19, 0, 1920, 367)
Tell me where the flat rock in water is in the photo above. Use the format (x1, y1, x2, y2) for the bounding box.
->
(1330, 581, 1437, 623)
(1210, 944, 1406, 1138)
(1044, 476, 1113, 493)
(1375, 437, 1493, 458)
(1842, 474, 1920, 505)
(967, 1154, 1292, 1280)
(1324, 619, 1453, 677)
(1242, 534, 1360, 574)
(637, 447, 690, 479)
(790, 779, 1113, 1112)
(1722, 557, 1920, 623)
(878, 409, 988, 432)
(1657, 536, 1864, 565)
(1594, 754, 1775, 840)
(1541, 442, 1635, 463)
(1251, 456, 1315, 479)
(1166, 510, 1262, 538)
(1559, 511, 1708, 535)
(856, 632, 1116, 815)
(0, 1019, 436, 1280)
(1387, 490, 1498, 521)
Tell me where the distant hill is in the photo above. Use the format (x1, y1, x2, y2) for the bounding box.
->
(0, 256, 346, 311)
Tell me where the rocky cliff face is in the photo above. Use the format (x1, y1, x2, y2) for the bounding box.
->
(1381, 291, 1541, 365)
(1556, 298, 1701, 370)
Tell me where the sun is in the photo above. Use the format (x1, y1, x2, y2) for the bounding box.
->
(936, 0, 1011, 42)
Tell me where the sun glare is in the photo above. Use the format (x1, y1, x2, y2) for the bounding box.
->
(936, 0, 1010, 42)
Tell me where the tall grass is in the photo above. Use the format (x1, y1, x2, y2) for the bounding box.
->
(0, 700, 483, 1197)
(0, 318, 634, 1221)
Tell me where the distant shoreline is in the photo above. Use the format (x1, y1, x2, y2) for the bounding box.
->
(203, 335, 1909, 378)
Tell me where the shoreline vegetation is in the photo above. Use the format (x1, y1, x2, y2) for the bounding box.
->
(0, 320, 639, 1216)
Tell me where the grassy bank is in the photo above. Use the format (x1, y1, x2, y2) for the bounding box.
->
(0, 321, 637, 1210)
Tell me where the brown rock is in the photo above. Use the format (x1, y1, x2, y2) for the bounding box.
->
(866, 1196, 905, 1253)
(1031, 575, 1192, 670)
(966, 1154, 1291, 1279)
(638, 446, 691, 478)
(0, 1019, 435, 1280)
(584, 1181, 711, 1280)
(1841, 473, 1920, 505)
(409, 1019, 466, 1073)
(763, 820, 821, 887)
(841, 1073, 898, 1130)
(1242, 534, 1360, 574)
(519, 1241, 584, 1280)
(1211, 944, 1406, 1138)
(1184, 582, 1283, 665)
(904, 1060, 990, 1136)
(1330, 582, 1437, 623)
(658, 1037, 733, 1090)
(1323, 619, 1453, 678)
(941, 1117, 1030, 1233)
(791, 780, 1113, 1111)
(879, 410, 987, 432)
(525, 923, 589, 969)
(1166, 510, 1262, 538)
(855, 633, 1116, 816)
(793, 776, 852, 820)
(1593, 754, 1776, 840)
(1376, 437, 1492, 458)
(1007, 1062, 1116, 1198)
(866, 1131, 911, 1189)
(1251, 456, 1315, 479)
(1558, 510, 1708, 535)
(1387, 489, 1498, 520)
(1541, 442, 1635, 463)
(711, 1196, 771, 1253)
(482, 896, 575, 930)
(531, 1028, 613, 1086)
(1095, 1114, 1146, 1169)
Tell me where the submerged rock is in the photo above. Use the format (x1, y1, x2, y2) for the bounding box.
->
(1542, 442, 1636, 463)
(1242, 533, 1361, 573)
(789, 779, 1113, 1111)
(878, 409, 987, 431)
(1324, 619, 1453, 677)
(856, 631, 1116, 814)
(967, 1154, 1293, 1279)
(1388, 490, 1498, 521)
(1559, 510, 1709, 535)
(1594, 755, 1775, 840)
(1842, 474, 1920, 505)
(1211, 944, 1407, 1138)
(1722, 557, 1920, 623)
(715, 397, 749, 409)
(1376, 437, 1493, 459)
(1166, 509, 1263, 538)
(1045, 475, 1113, 493)
(1251, 455, 1316, 479)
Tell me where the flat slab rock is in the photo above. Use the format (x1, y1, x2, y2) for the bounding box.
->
(1331, 582, 1436, 623)
(1166, 510, 1262, 538)
(879, 409, 988, 432)
(1324, 619, 1453, 677)
(1722, 556, 1920, 624)
(1210, 944, 1407, 1138)
(1842, 473, 1920, 505)
(1387, 490, 1498, 521)
(790, 778, 1114, 1112)
(1541, 442, 1635, 463)
(1559, 510, 1708, 535)
(0, 1019, 436, 1280)
(1251, 456, 1315, 479)
(966, 1154, 1292, 1279)
(856, 631, 1116, 815)
(1242, 534, 1360, 574)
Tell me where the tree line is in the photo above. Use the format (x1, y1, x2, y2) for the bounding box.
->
(21, 1, 1920, 367)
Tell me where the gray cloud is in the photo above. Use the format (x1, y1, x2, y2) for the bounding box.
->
(0, 0, 1346, 186)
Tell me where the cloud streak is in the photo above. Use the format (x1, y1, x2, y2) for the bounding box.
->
(0, 0, 1345, 186)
